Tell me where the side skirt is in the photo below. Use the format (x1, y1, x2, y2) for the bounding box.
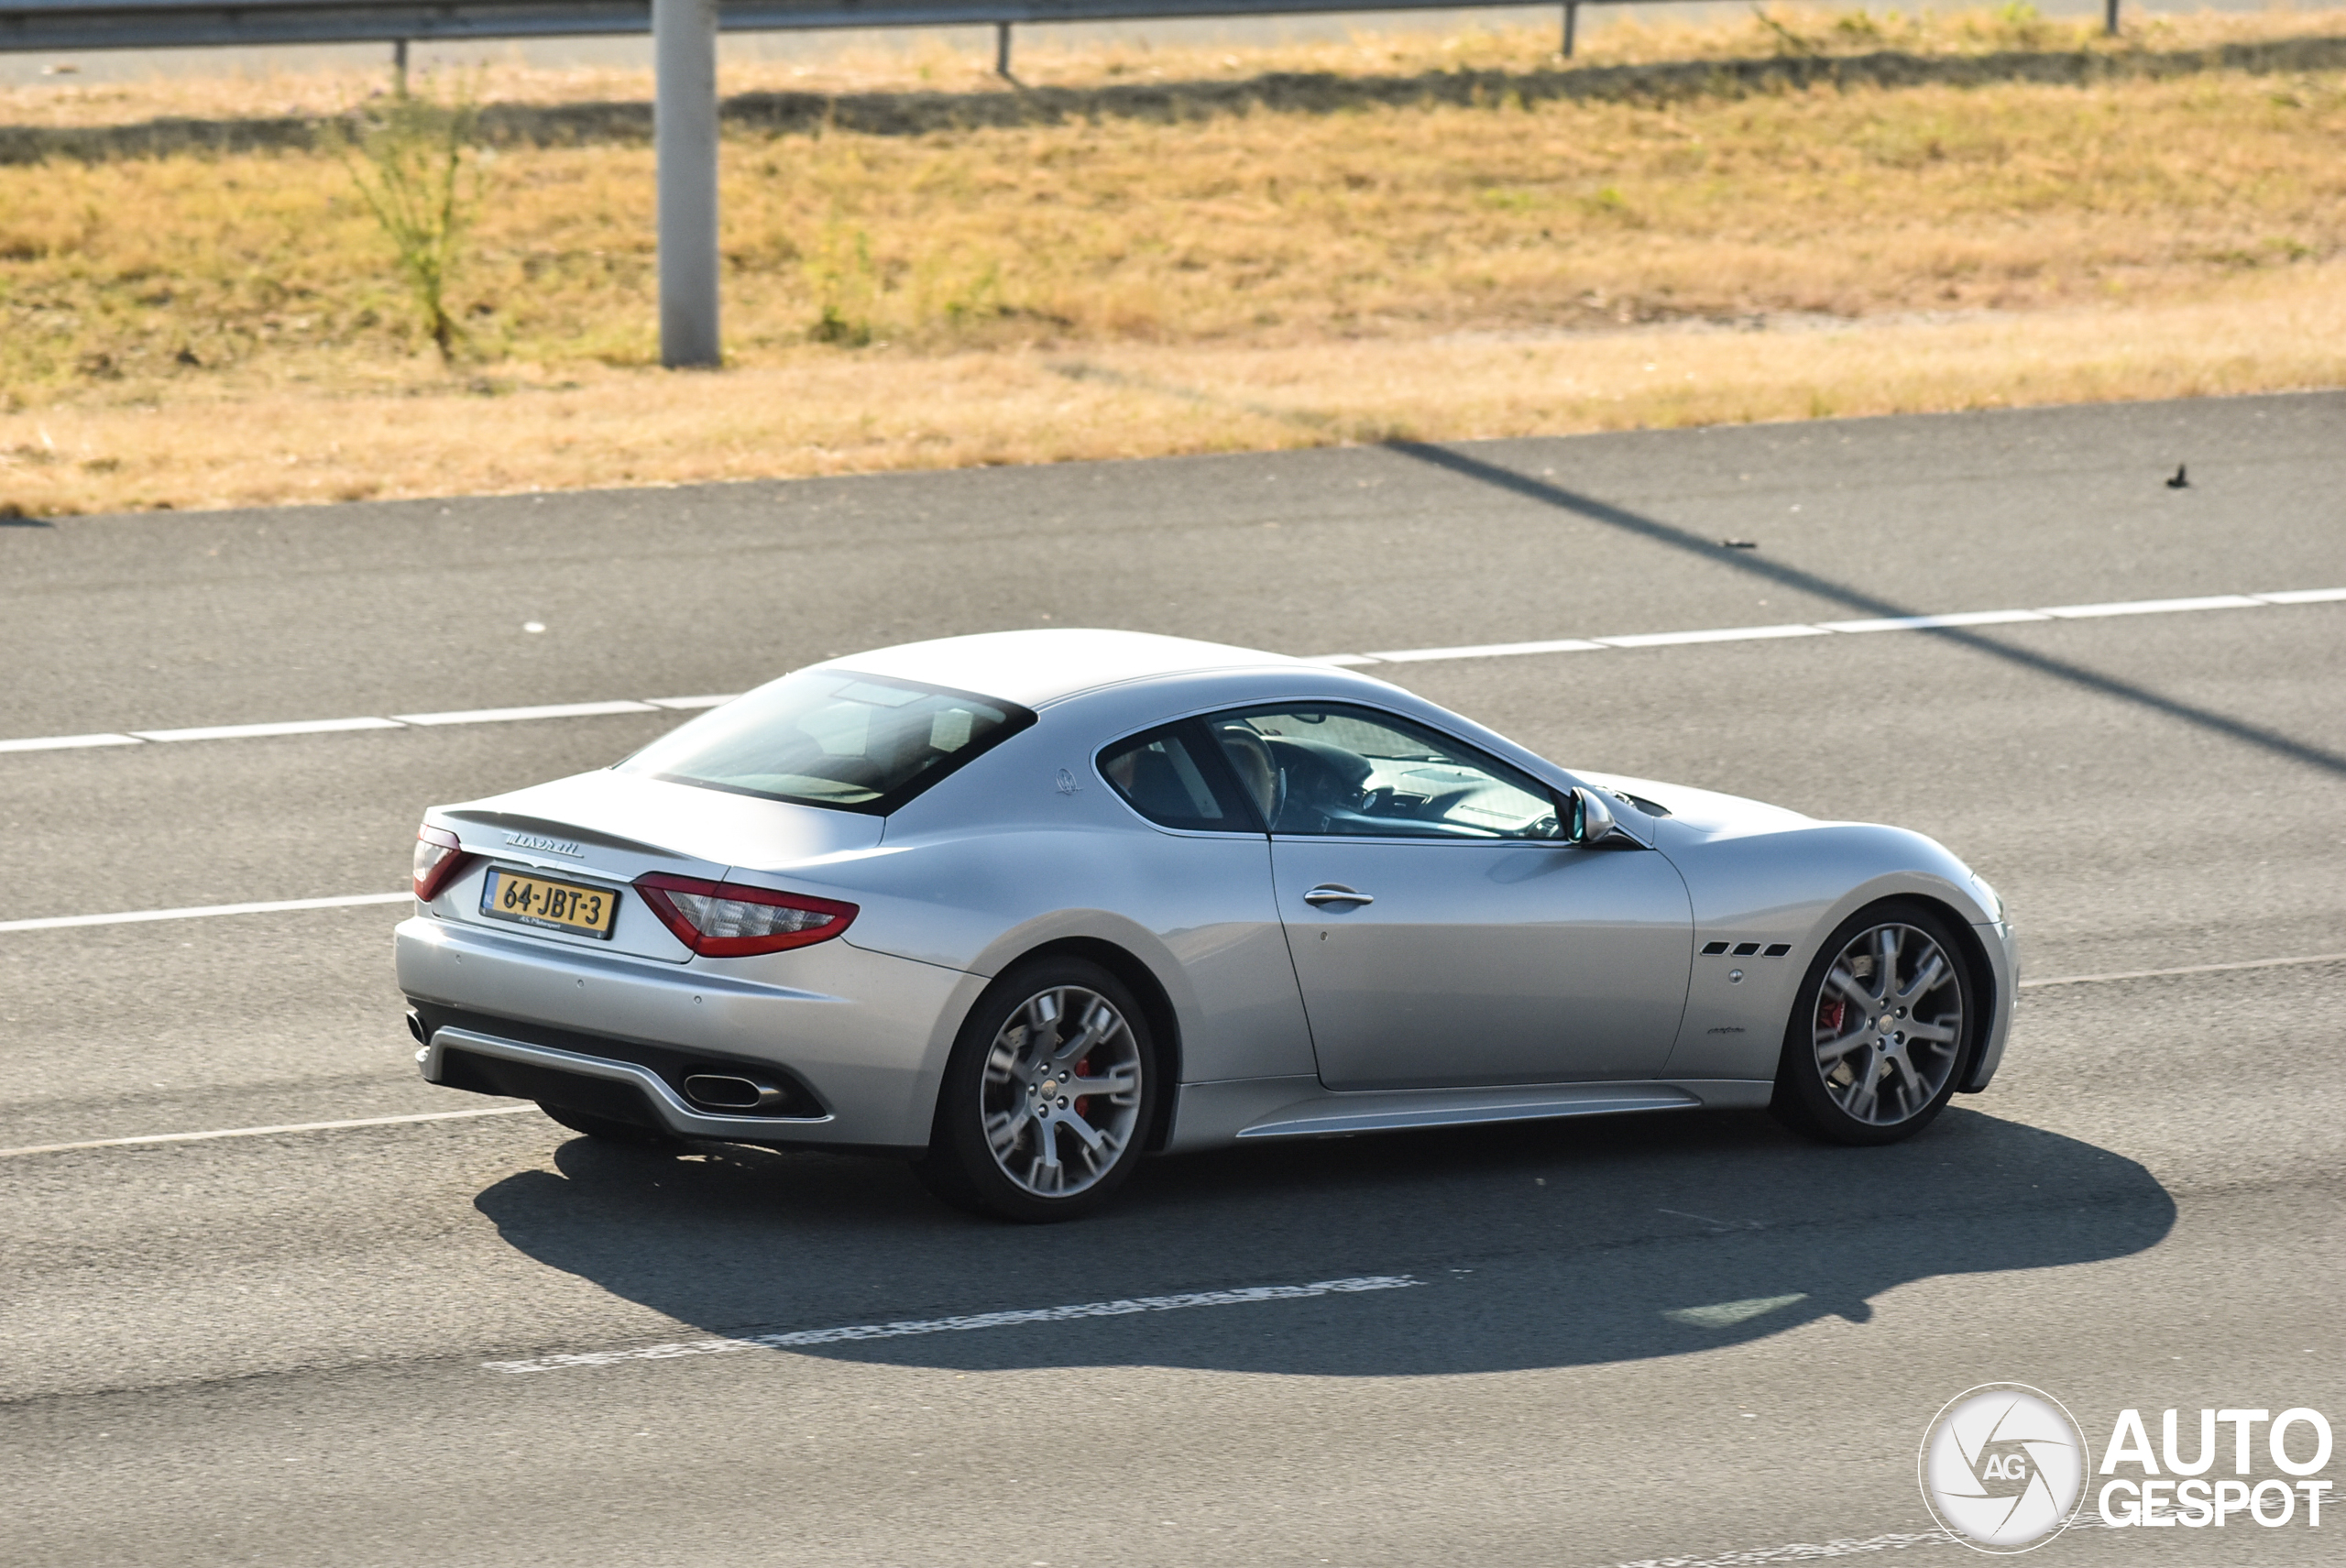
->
(1164, 1077, 1772, 1152)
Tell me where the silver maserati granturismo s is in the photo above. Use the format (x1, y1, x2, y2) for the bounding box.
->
(397, 630, 2016, 1221)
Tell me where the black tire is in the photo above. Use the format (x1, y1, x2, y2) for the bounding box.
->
(1771, 900, 1977, 1146)
(537, 1100, 683, 1150)
(915, 957, 1158, 1223)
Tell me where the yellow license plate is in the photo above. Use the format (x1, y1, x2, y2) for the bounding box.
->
(480, 867, 620, 939)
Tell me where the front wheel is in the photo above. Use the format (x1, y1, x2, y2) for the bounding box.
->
(1772, 902, 1976, 1146)
(915, 959, 1157, 1223)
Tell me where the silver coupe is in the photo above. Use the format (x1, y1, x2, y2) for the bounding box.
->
(398, 630, 2016, 1221)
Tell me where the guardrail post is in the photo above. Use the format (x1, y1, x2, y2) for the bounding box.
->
(654, 0, 721, 367)
(995, 20, 1013, 79)
(1561, 0, 1578, 59)
(2103, 0, 2119, 33)
(392, 38, 408, 94)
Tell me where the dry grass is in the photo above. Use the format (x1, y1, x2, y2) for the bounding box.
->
(9, 272, 2341, 516)
(2, 7, 2343, 515)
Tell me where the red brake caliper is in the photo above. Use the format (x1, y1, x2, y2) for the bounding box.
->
(1818, 998, 1846, 1035)
(1072, 1058, 1091, 1118)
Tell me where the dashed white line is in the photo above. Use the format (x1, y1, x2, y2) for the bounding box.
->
(1816, 609, 2049, 633)
(1318, 586, 2341, 665)
(2020, 951, 2346, 989)
(1603, 1517, 2110, 1566)
(0, 731, 142, 753)
(1366, 637, 1604, 663)
(0, 587, 2335, 755)
(0, 695, 737, 754)
(0, 1103, 536, 1161)
(1604, 1529, 1957, 1566)
(0, 890, 411, 933)
(393, 699, 662, 726)
(131, 716, 405, 742)
(1594, 622, 1832, 650)
(2039, 592, 2268, 619)
(482, 1274, 1423, 1375)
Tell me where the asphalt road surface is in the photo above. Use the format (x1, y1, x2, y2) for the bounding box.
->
(3, 392, 2341, 1567)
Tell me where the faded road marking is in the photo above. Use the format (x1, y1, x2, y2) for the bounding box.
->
(485, 1275, 1423, 1374)
(0, 1103, 534, 1160)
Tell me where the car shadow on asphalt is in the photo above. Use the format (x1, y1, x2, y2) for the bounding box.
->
(471, 1105, 2174, 1377)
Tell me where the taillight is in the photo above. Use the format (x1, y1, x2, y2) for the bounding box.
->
(634, 872, 857, 957)
(413, 825, 475, 902)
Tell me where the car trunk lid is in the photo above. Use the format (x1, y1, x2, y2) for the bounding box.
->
(426, 769, 885, 963)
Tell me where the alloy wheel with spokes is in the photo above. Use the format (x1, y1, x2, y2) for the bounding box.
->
(1775, 903, 1975, 1146)
(981, 983, 1146, 1200)
(919, 958, 1157, 1222)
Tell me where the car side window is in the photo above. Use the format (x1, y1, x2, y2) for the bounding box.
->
(1097, 723, 1263, 833)
(1205, 706, 1564, 840)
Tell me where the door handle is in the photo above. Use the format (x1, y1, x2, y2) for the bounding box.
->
(1303, 884, 1374, 907)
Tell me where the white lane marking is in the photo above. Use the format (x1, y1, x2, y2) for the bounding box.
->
(1595, 623, 1834, 649)
(1605, 1519, 2110, 1567)
(2021, 951, 2346, 989)
(1656, 1206, 1762, 1232)
(2038, 593, 2266, 619)
(0, 1103, 536, 1161)
(1606, 1530, 1956, 1566)
(0, 731, 141, 753)
(1816, 609, 2050, 633)
(0, 890, 411, 933)
(1663, 1292, 1808, 1328)
(0, 587, 2337, 752)
(131, 716, 405, 742)
(483, 1274, 1423, 1375)
(1368, 637, 1605, 663)
(2257, 587, 2346, 604)
(392, 699, 659, 726)
(1310, 585, 2335, 664)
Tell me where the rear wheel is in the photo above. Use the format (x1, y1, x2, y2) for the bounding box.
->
(1772, 902, 1974, 1146)
(916, 959, 1157, 1223)
(537, 1100, 683, 1150)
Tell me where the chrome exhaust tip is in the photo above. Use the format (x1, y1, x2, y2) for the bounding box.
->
(683, 1073, 791, 1113)
(405, 1011, 427, 1046)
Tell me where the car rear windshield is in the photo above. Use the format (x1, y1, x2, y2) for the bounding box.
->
(616, 670, 1034, 814)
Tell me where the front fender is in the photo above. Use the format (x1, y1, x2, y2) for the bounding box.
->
(1658, 819, 2014, 1085)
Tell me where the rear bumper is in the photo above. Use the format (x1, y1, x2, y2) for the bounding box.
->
(396, 915, 981, 1150)
(422, 1025, 913, 1150)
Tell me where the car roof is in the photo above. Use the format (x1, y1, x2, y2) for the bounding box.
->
(816, 628, 1312, 709)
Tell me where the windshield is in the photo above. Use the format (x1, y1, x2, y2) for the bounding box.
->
(616, 670, 1033, 814)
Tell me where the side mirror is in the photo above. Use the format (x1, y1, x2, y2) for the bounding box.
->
(1569, 785, 1623, 847)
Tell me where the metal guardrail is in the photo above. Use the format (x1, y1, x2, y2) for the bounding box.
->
(0, 0, 2124, 55)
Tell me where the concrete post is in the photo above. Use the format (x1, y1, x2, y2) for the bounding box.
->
(654, 0, 721, 368)
(996, 20, 1014, 80)
(1562, 0, 1578, 59)
(2104, 0, 2120, 33)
